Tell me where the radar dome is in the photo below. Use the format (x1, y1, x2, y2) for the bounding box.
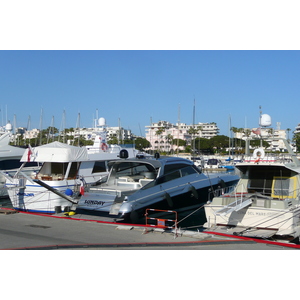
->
(98, 117, 106, 126)
(259, 114, 271, 127)
(5, 122, 12, 132)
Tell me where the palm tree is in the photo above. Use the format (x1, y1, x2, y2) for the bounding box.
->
(155, 127, 165, 153)
(188, 125, 202, 155)
(165, 134, 174, 153)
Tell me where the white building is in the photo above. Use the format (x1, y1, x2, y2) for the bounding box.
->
(17, 126, 133, 144)
(67, 126, 133, 143)
(234, 127, 292, 152)
(23, 128, 40, 139)
(145, 120, 219, 152)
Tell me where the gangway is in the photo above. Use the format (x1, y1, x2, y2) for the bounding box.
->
(215, 194, 253, 216)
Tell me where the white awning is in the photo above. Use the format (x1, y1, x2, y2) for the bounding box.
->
(22, 142, 89, 162)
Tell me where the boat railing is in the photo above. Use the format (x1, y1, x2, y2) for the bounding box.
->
(3, 170, 36, 188)
(210, 183, 300, 201)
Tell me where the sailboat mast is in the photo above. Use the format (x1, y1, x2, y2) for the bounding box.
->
(192, 98, 196, 159)
(177, 103, 180, 156)
(39, 108, 43, 145)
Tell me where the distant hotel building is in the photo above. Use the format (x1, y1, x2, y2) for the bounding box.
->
(233, 124, 291, 152)
(18, 126, 133, 144)
(145, 120, 219, 152)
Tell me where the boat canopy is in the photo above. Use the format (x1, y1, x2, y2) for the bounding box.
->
(21, 142, 89, 163)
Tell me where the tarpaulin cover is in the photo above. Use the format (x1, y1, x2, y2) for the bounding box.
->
(22, 142, 89, 162)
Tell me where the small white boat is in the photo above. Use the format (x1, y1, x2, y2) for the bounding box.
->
(204, 158, 223, 169)
(204, 138, 300, 243)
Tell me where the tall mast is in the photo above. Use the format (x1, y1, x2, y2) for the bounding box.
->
(177, 103, 180, 156)
(192, 98, 196, 158)
(39, 108, 43, 145)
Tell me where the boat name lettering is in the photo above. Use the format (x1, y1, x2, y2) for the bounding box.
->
(84, 200, 105, 206)
(17, 192, 34, 197)
(247, 211, 273, 216)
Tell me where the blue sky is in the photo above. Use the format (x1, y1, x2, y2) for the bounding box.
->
(1, 2, 300, 138)
(1, 50, 300, 137)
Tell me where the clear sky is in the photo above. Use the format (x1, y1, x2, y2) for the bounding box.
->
(1, 1, 300, 138)
(1, 50, 300, 137)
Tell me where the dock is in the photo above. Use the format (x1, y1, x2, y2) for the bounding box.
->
(0, 208, 299, 250)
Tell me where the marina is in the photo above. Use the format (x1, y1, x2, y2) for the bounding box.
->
(2, 115, 300, 249)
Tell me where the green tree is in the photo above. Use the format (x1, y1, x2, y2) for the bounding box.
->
(135, 137, 151, 151)
(293, 133, 300, 153)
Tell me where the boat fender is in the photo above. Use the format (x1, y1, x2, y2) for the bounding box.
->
(63, 211, 76, 217)
(65, 188, 73, 196)
(253, 148, 265, 159)
(164, 192, 173, 207)
(189, 185, 199, 199)
(218, 178, 226, 188)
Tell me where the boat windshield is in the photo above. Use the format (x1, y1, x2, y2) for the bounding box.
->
(207, 159, 218, 165)
(107, 161, 157, 183)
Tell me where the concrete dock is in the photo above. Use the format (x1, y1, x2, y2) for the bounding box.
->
(0, 209, 299, 250)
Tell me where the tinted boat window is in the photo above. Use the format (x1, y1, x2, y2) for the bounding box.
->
(164, 163, 192, 174)
(108, 161, 157, 183)
(92, 161, 107, 173)
(142, 165, 198, 189)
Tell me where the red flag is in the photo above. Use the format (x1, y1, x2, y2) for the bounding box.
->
(252, 127, 261, 135)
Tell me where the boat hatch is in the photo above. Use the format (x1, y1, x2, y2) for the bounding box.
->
(215, 196, 253, 216)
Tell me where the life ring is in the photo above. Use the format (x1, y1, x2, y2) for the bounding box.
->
(253, 148, 265, 159)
